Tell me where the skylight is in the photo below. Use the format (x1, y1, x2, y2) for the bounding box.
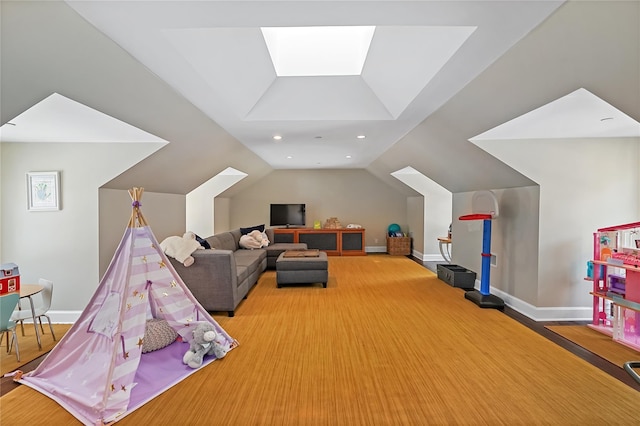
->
(261, 26, 375, 77)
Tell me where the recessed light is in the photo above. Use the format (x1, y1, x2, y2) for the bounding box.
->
(273, 135, 283, 140)
(346, 155, 352, 159)
(286, 156, 293, 159)
(600, 117, 614, 122)
(357, 135, 366, 139)
(314, 136, 323, 139)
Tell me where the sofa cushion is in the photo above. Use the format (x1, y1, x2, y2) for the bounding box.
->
(230, 229, 242, 249)
(207, 232, 237, 251)
(264, 228, 275, 243)
(234, 249, 266, 275)
(236, 265, 249, 286)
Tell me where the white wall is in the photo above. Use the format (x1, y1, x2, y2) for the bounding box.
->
(424, 189, 453, 259)
(406, 196, 424, 257)
(213, 197, 231, 235)
(186, 188, 215, 238)
(0, 142, 162, 321)
(462, 137, 640, 320)
(453, 186, 540, 309)
(225, 169, 407, 249)
(391, 167, 452, 259)
(186, 167, 247, 237)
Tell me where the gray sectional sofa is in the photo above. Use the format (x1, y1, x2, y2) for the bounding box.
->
(168, 227, 306, 316)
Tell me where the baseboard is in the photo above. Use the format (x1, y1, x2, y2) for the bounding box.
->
(412, 250, 448, 263)
(365, 245, 387, 253)
(365, 247, 445, 264)
(421, 253, 446, 262)
(468, 279, 591, 321)
(45, 310, 82, 324)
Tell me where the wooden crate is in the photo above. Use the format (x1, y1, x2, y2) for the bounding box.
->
(386, 236, 411, 255)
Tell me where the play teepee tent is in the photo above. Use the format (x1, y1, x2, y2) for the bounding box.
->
(17, 188, 236, 425)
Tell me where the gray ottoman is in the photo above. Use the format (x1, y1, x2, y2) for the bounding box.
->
(276, 251, 328, 288)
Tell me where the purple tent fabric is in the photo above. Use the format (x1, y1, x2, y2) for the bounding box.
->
(19, 225, 236, 425)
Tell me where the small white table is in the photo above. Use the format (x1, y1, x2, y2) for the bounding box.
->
(437, 237, 452, 263)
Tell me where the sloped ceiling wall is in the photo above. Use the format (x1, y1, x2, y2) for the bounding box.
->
(1, 1, 638, 195)
(0, 0, 271, 195)
(367, 0, 640, 192)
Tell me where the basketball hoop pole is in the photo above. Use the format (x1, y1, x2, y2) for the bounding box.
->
(458, 214, 504, 310)
(480, 218, 492, 296)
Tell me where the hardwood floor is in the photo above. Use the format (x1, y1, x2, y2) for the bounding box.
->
(1, 255, 638, 426)
(419, 257, 640, 391)
(502, 306, 640, 391)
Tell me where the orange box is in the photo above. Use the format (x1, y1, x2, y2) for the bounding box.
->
(0, 263, 20, 295)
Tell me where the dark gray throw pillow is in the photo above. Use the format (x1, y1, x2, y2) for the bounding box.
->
(195, 234, 211, 249)
(240, 224, 265, 235)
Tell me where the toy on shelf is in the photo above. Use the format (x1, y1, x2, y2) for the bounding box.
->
(323, 217, 342, 229)
(458, 190, 504, 310)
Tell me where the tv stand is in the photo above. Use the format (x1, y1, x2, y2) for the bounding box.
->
(273, 228, 365, 256)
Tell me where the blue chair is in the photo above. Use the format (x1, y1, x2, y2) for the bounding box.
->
(0, 293, 21, 361)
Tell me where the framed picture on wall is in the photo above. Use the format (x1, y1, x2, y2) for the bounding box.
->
(27, 171, 61, 211)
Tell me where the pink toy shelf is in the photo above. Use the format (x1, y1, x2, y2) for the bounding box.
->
(589, 221, 640, 352)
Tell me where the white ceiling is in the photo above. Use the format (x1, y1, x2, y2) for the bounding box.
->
(2, 1, 637, 178)
(42, 0, 564, 170)
(471, 88, 640, 141)
(0, 93, 168, 144)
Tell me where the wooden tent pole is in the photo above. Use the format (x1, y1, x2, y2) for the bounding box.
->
(128, 187, 148, 228)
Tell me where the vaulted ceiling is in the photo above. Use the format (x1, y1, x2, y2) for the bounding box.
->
(1, 1, 638, 196)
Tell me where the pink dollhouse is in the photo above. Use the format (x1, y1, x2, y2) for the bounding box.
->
(590, 221, 640, 352)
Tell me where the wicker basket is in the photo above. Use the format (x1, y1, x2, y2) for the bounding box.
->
(386, 236, 411, 255)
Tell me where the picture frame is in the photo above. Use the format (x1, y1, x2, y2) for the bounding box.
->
(27, 171, 61, 211)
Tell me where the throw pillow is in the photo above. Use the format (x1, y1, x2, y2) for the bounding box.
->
(240, 224, 265, 235)
(195, 234, 211, 249)
(142, 318, 178, 353)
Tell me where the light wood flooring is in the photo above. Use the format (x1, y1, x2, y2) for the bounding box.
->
(1, 255, 638, 425)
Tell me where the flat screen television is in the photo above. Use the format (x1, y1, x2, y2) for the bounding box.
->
(270, 203, 306, 227)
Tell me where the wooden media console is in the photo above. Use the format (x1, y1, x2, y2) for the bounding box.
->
(273, 228, 366, 256)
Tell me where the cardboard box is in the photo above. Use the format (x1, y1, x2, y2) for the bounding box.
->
(0, 263, 20, 295)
